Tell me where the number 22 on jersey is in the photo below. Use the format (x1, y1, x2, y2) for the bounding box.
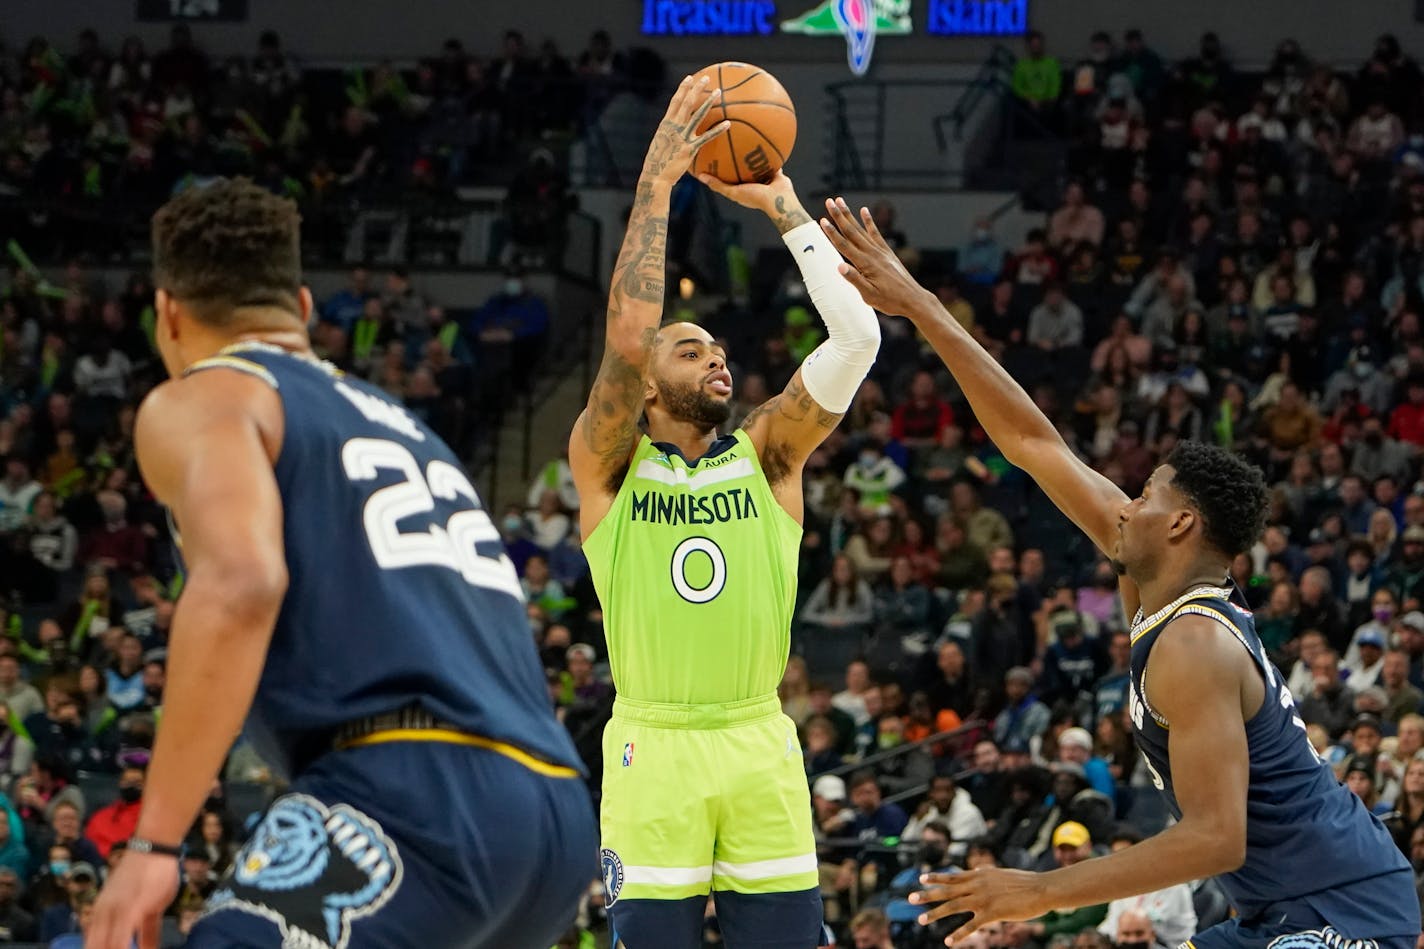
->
(342, 437, 522, 600)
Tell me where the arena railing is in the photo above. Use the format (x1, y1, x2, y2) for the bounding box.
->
(0, 192, 602, 285)
(807, 717, 987, 803)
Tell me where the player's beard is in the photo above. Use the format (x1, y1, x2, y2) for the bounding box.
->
(655, 376, 732, 429)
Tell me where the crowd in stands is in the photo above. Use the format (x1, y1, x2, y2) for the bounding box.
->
(745, 26, 1424, 949)
(6, 20, 1424, 949)
(0, 25, 649, 265)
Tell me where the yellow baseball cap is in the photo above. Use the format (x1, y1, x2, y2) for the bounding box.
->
(1052, 821, 1090, 849)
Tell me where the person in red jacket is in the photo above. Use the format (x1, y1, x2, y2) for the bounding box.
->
(892, 370, 954, 449)
(83, 766, 145, 859)
(1388, 375, 1424, 446)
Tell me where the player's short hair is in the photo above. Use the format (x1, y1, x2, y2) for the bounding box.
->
(1164, 441, 1267, 558)
(151, 177, 302, 325)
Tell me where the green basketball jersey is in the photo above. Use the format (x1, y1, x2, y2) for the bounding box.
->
(583, 429, 802, 705)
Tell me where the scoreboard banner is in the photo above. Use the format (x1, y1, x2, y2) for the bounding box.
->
(136, 0, 249, 22)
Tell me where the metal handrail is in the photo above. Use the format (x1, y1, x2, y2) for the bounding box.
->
(824, 78, 975, 190)
(810, 718, 987, 783)
(826, 772, 981, 819)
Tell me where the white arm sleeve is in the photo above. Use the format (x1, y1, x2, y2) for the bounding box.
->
(781, 221, 881, 414)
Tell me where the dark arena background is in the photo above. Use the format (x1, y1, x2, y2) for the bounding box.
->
(3, 1, 1424, 945)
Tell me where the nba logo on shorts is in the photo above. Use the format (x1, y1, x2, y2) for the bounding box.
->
(623, 742, 635, 767)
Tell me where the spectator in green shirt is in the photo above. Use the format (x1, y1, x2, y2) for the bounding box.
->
(1012, 31, 1063, 127)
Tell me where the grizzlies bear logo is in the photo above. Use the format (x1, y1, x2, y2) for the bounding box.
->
(206, 794, 403, 949)
(1266, 929, 1380, 949)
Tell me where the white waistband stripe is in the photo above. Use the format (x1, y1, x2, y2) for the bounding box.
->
(713, 853, 819, 880)
(622, 864, 714, 886)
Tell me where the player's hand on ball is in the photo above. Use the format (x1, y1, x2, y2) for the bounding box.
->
(820, 197, 934, 317)
(642, 75, 730, 184)
(695, 168, 796, 213)
(910, 867, 1048, 944)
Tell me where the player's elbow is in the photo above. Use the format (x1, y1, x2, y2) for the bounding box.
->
(1188, 813, 1246, 875)
(192, 557, 289, 623)
(1210, 830, 1247, 874)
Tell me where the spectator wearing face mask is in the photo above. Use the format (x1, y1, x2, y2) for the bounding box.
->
(496, 504, 542, 576)
(869, 713, 935, 798)
(82, 765, 144, 859)
(843, 445, 905, 517)
(468, 267, 550, 394)
(884, 822, 962, 932)
(37, 859, 98, 943)
(958, 219, 1005, 286)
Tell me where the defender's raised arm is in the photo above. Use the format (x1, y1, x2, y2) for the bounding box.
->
(820, 198, 1137, 613)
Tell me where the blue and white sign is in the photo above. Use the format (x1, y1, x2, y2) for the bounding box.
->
(926, 0, 1028, 36)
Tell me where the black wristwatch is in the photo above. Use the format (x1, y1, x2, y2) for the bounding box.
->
(126, 837, 184, 858)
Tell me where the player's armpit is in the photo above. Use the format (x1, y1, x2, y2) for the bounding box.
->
(740, 368, 842, 485)
(1145, 614, 1251, 870)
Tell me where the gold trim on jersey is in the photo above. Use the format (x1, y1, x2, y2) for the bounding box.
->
(1134, 593, 1246, 729)
(183, 355, 279, 388)
(335, 728, 580, 779)
(218, 340, 346, 378)
(1129, 584, 1230, 644)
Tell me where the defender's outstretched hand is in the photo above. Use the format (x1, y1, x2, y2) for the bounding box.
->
(819, 197, 934, 317)
(642, 75, 731, 184)
(910, 867, 1048, 944)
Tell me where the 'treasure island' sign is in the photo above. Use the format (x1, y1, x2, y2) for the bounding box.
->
(926, 0, 1027, 35)
(641, 0, 1029, 74)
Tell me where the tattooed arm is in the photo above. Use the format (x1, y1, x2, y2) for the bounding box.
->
(570, 75, 728, 536)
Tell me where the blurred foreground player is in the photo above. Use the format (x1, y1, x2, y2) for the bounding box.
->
(87, 179, 595, 949)
(820, 199, 1418, 948)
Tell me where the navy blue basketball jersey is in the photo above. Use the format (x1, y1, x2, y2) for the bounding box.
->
(1128, 587, 1415, 934)
(183, 342, 582, 780)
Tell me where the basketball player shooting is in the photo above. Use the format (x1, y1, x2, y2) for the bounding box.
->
(818, 199, 1418, 947)
(570, 76, 879, 948)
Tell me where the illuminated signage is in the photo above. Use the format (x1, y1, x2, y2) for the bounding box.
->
(926, 0, 1028, 35)
(782, 0, 910, 76)
(641, 0, 779, 35)
(638, 0, 1029, 73)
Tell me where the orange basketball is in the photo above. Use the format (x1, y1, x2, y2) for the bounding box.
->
(692, 62, 797, 184)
